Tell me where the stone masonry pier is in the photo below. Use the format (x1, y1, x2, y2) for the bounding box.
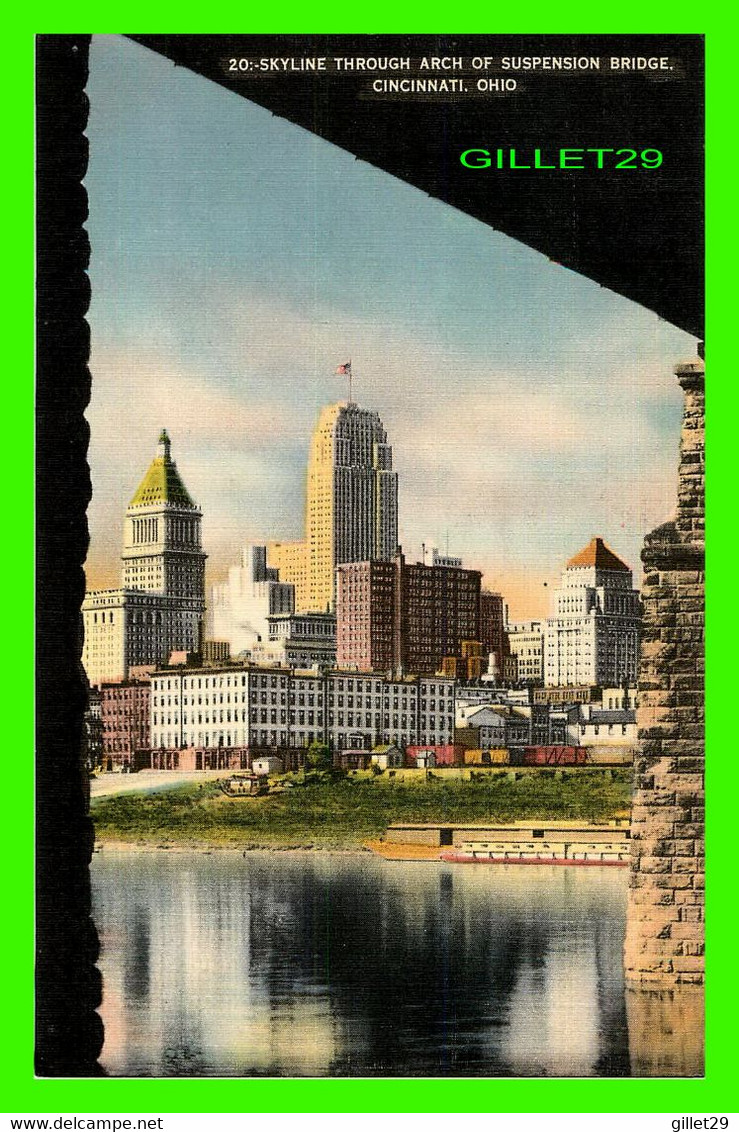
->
(625, 353, 705, 984)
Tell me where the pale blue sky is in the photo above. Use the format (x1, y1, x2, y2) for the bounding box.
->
(85, 34, 696, 617)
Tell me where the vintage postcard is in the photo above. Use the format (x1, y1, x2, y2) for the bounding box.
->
(34, 32, 705, 1092)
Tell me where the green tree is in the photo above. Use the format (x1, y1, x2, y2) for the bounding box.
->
(306, 741, 332, 771)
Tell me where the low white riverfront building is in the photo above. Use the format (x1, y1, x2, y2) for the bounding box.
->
(150, 664, 455, 753)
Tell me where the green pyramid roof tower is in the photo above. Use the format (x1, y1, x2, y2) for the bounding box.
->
(129, 429, 196, 509)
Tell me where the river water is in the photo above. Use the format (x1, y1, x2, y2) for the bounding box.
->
(90, 850, 643, 1077)
(92, 849, 705, 1078)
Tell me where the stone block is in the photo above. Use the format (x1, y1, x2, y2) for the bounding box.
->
(668, 662, 700, 678)
(638, 679, 668, 693)
(671, 921, 704, 941)
(640, 724, 682, 741)
(672, 956, 705, 974)
(626, 965, 674, 980)
(673, 723, 703, 739)
(650, 805, 691, 824)
(669, 674, 701, 691)
(676, 613, 704, 629)
(661, 739, 702, 758)
(671, 758, 703, 774)
(627, 887, 675, 907)
(636, 937, 682, 958)
(630, 820, 676, 840)
(679, 823, 705, 839)
(673, 858, 701, 874)
(638, 856, 673, 874)
(667, 710, 699, 728)
(675, 783, 704, 803)
(673, 890, 703, 906)
(635, 743, 662, 765)
(640, 690, 677, 709)
(647, 584, 678, 600)
(675, 691, 703, 707)
(674, 598, 703, 613)
(652, 873, 694, 890)
(641, 640, 677, 663)
(643, 790, 678, 809)
(632, 906, 678, 926)
(641, 706, 679, 725)
(650, 840, 679, 857)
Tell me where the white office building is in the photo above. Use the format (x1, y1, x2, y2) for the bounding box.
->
(507, 620, 545, 683)
(544, 537, 641, 688)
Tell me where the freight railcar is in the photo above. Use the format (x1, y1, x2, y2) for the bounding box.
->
(521, 745, 588, 766)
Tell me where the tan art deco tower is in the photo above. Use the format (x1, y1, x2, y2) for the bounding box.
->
(270, 402, 398, 612)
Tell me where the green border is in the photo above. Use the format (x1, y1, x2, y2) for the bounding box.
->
(9, 1, 732, 1115)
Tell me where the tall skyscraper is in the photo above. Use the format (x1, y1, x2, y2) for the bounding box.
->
(544, 536, 641, 688)
(270, 401, 398, 612)
(82, 430, 207, 685)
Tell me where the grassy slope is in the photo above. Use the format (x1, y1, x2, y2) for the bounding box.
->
(90, 769, 632, 848)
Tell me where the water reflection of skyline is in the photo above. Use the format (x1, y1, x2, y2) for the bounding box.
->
(92, 851, 633, 1077)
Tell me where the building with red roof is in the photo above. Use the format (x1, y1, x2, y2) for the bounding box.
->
(544, 537, 641, 688)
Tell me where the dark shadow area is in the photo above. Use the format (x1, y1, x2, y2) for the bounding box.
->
(35, 33, 105, 1076)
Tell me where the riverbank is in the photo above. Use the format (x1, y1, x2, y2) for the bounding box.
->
(90, 768, 631, 850)
(89, 768, 228, 799)
(93, 841, 371, 854)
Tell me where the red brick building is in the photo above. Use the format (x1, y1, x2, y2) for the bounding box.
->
(479, 590, 507, 674)
(100, 679, 151, 770)
(337, 550, 481, 674)
(336, 559, 396, 671)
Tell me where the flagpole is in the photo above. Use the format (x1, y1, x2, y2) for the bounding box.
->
(336, 360, 353, 403)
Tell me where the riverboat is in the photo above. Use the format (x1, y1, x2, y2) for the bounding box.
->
(440, 840, 629, 866)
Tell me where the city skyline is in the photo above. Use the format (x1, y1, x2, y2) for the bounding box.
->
(84, 35, 697, 621)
